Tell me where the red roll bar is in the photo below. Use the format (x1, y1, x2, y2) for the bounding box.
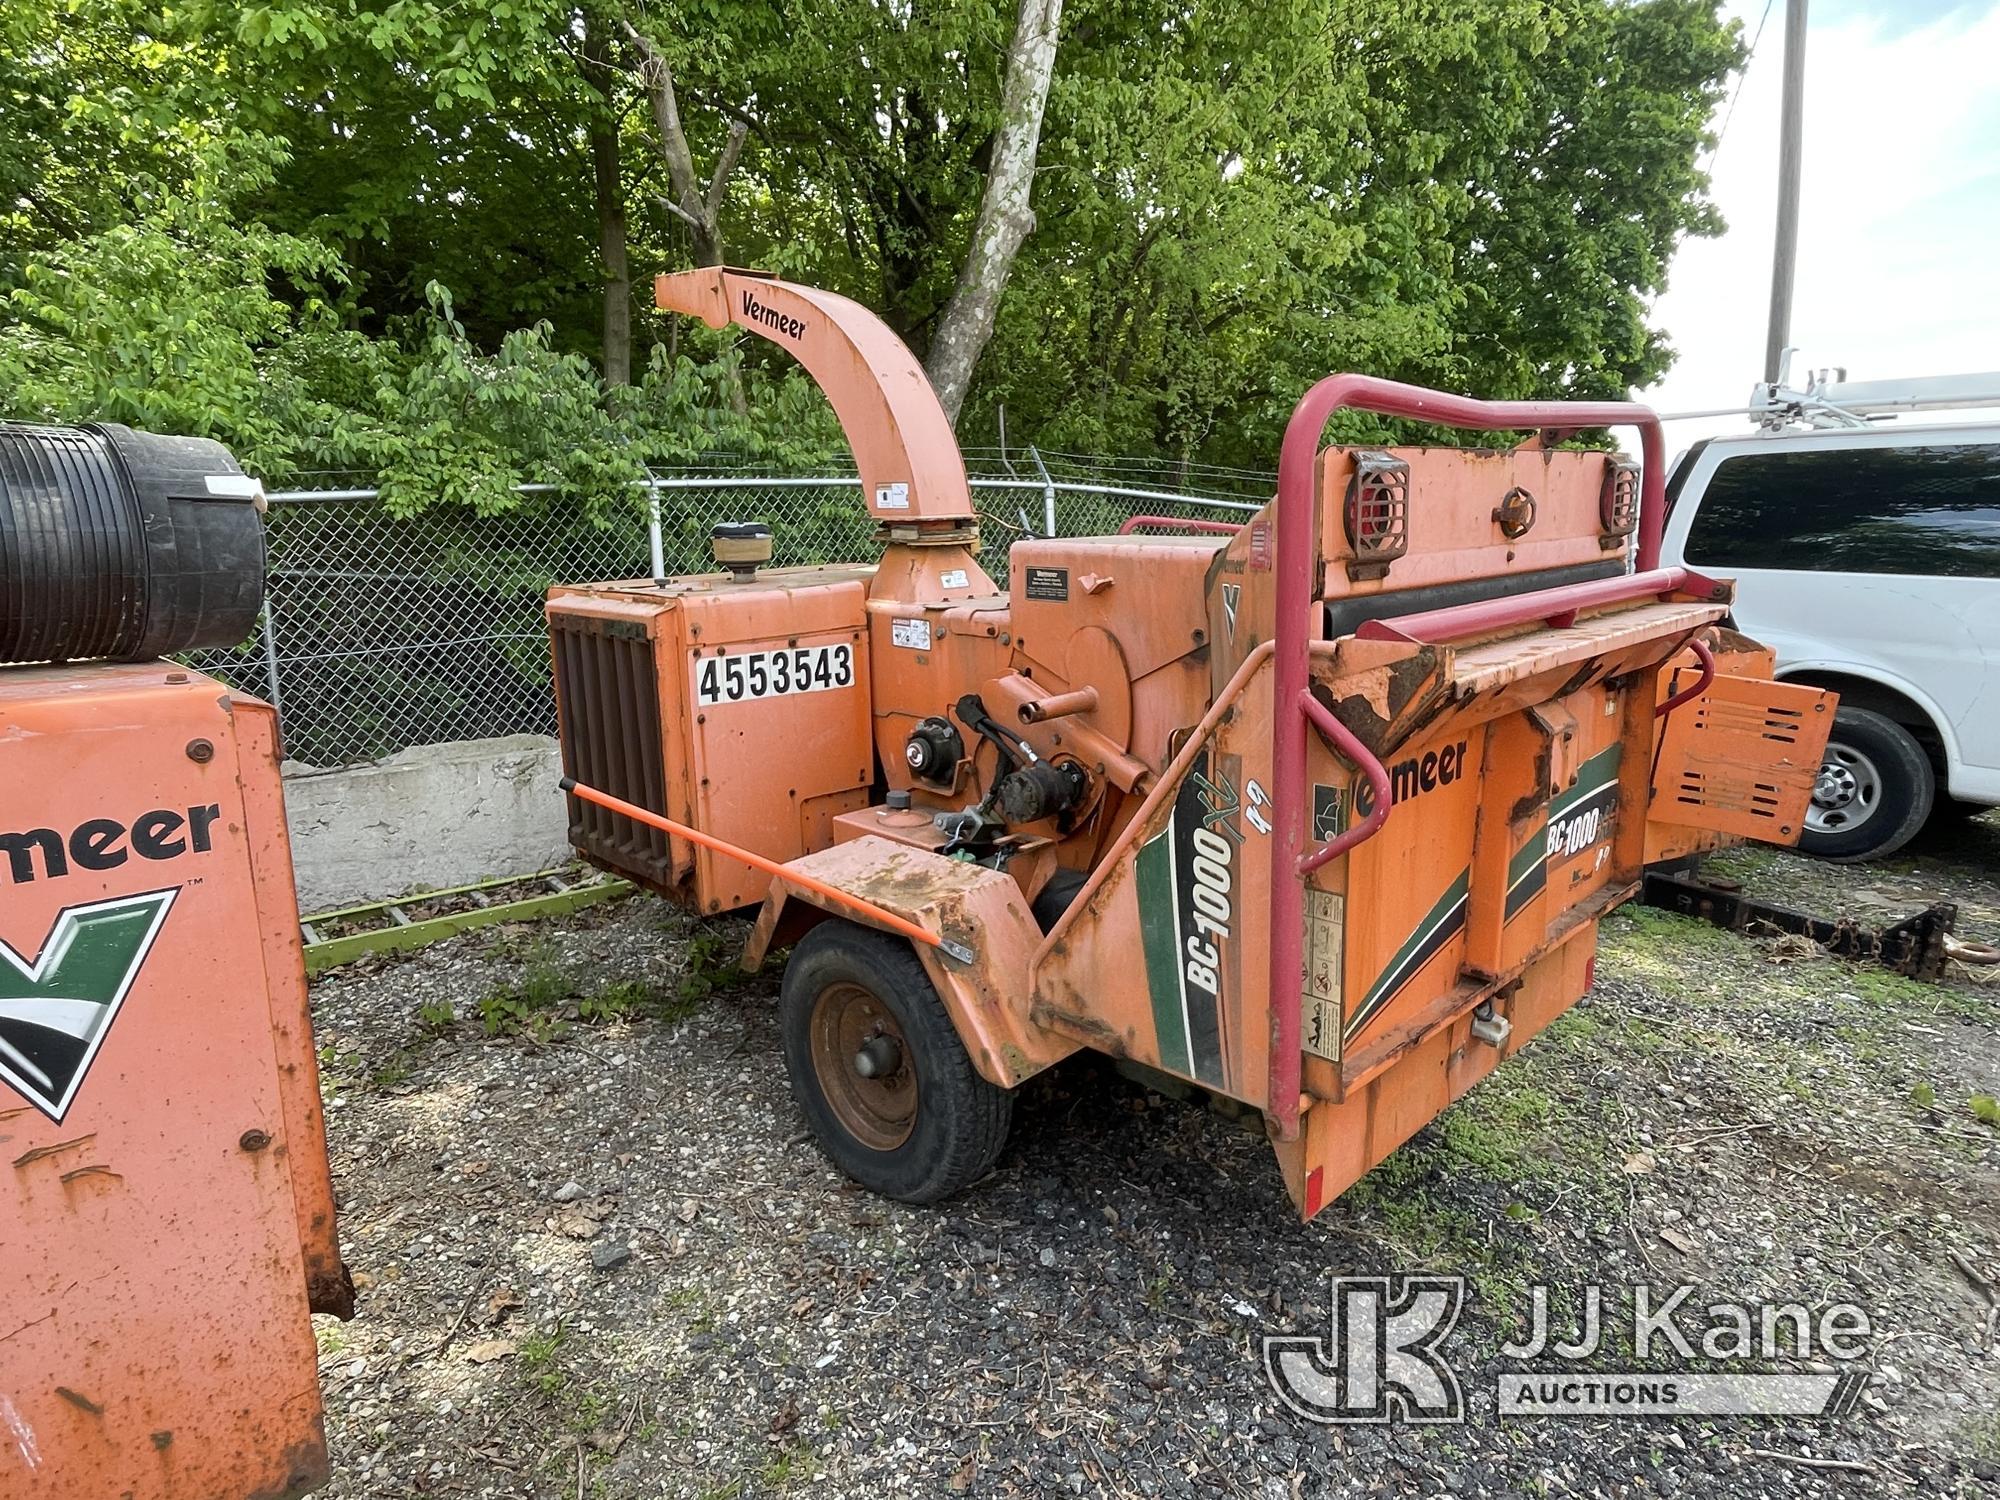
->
(1355, 567, 1723, 645)
(1115, 514, 1245, 536)
(1267, 376, 1668, 1141)
(1655, 637, 1717, 718)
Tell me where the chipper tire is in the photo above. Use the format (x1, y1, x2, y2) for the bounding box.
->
(780, 920, 1013, 1203)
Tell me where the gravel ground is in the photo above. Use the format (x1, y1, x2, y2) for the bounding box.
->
(306, 819, 2000, 1500)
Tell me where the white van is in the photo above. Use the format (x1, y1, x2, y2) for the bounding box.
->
(1657, 405, 2000, 861)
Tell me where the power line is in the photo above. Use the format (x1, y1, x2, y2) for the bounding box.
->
(1706, 0, 1777, 170)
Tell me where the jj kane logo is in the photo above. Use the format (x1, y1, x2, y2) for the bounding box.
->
(0, 889, 178, 1122)
(1264, 1275, 1876, 1424)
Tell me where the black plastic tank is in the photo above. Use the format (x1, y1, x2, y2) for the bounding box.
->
(0, 422, 266, 663)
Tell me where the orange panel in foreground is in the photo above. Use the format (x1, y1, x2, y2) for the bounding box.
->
(1, 662, 338, 1500)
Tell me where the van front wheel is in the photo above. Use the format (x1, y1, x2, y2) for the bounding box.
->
(1799, 707, 1933, 862)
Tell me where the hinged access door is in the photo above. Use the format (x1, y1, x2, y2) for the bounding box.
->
(1649, 674, 1835, 842)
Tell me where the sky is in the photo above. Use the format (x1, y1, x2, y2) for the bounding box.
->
(1638, 0, 2000, 441)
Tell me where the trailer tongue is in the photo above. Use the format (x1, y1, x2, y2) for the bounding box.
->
(549, 269, 1833, 1218)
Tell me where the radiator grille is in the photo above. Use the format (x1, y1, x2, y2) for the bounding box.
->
(550, 611, 676, 886)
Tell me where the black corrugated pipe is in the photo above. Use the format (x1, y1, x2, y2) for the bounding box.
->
(0, 422, 266, 664)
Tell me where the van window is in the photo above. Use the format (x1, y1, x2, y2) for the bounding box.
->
(1684, 442, 2000, 578)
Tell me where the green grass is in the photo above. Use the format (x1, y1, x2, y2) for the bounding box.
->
(757, 1444, 818, 1489)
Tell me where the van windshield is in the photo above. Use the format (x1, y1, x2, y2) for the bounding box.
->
(1684, 442, 2000, 578)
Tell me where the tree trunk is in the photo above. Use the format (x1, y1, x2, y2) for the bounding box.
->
(582, 16, 630, 387)
(592, 124, 631, 385)
(625, 23, 746, 270)
(925, 0, 1065, 424)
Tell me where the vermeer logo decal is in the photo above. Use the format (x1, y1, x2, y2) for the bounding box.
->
(741, 289, 807, 340)
(0, 889, 177, 1122)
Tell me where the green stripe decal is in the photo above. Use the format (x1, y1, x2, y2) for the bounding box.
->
(1506, 831, 1545, 887)
(1551, 743, 1622, 820)
(1346, 866, 1471, 1043)
(1504, 821, 1549, 920)
(1135, 831, 1191, 1076)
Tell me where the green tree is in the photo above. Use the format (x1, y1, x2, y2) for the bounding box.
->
(1, 0, 1744, 488)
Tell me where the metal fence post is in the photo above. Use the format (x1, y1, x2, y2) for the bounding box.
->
(259, 599, 284, 721)
(646, 477, 667, 584)
(1030, 445, 1057, 537)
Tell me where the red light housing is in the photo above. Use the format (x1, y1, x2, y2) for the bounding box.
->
(1599, 457, 1640, 546)
(1343, 450, 1409, 580)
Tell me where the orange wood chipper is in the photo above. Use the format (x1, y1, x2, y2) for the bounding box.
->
(1, 423, 349, 1499)
(549, 269, 1836, 1217)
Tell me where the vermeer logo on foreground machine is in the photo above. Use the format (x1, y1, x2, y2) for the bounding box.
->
(0, 889, 176, 1122)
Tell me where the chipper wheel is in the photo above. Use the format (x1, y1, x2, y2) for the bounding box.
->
(779, 920, 1013, 1202)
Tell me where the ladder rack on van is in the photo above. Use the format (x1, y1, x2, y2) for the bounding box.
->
(1752, 355, 2000, 431)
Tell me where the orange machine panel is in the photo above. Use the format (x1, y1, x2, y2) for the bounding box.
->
(1650, 673, 1832, 844)
(0, 662, 339, 1500)
(551, 568, 877, 913)
(1317, 445, 1626, 597)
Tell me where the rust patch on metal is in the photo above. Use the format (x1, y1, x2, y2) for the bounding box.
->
(307, 1255, 358, 1319)
(1030, 1000, 1125, 1054)
(1510, 739, 1557, 822)
(1322, 650, 1448, 757)
(58, 1163, 121, 1186)
(13, 1134, 94, 1169)
(1385, 649, 1443, 717)
(1552, 660, 1601, 700)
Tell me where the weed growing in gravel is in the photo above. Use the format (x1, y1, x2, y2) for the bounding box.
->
(416, 999, 455, 1031)
(315, 1043, 363, 1098)
(1967, 1408, 2000, 1461)
(1972, 1094, 2000, 1127)
(479, 956, 578, 1041)
(521, 956, 573, 1009)
(678, 929, 750, 1005)
(578, 980, 652, 1023)
(519, 1328, 564, 1367)
(517, 1327, 567, 1399)
(367, 1050, 415, 1089)
(478, 986, 571, 1042)
(758, 1443, 818, 1488)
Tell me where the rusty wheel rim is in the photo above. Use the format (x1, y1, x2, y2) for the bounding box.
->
(809, 982, 917, 1151)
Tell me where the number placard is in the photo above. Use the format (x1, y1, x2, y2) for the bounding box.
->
(694, 643, 855, 706)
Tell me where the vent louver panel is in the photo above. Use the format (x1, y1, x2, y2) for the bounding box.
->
(551, 612, 676, 886)
(1651, 673, 1832, 843)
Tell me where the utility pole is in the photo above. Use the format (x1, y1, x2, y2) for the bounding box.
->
(1763, 0, 1809, 385)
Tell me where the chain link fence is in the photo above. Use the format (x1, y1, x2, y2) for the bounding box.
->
(181, 462, 1269, 768)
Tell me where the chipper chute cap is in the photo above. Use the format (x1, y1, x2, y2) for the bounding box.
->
(0, 421, 267, 664)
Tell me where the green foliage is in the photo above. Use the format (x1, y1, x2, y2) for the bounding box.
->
(479, 952, 576, 1040)
(576, 980, 651, 1024)
(1, 0, 1744, 484)
(0, 137, 349, 474)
